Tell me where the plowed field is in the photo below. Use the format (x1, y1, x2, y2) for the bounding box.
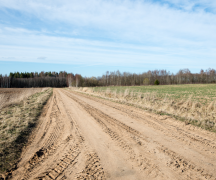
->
(10, 89, 216, 180)
(0, 88, 47, 110)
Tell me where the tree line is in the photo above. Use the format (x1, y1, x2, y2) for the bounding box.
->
(95, 68, 216, 86)
(0, 68, 216, 88)
(0, 71, 78, 88)
(74, 68, 216, 87)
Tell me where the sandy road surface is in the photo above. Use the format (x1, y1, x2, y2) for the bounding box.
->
(11, 88, 216, 180)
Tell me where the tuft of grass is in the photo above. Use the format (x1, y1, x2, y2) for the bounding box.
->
(0, 88, 53, 174)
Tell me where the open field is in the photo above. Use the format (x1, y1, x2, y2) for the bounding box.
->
(91, 84, 216, 105)
(0, 88, 52, 175)
(0, 88, 49, 110)
(77, 84, 216, 132)
(4, 88, 216, 179)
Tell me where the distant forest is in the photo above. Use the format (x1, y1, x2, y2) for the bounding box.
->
(0, 68, 216, 88)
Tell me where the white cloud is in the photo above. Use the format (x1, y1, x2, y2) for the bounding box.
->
(1, 1, 216, 34)
(37, 57, 47, 60)
(0, 0, 216, 71)
(159, 0, 216, 12)
(1, 57, 15, 59)
(0, 27, 215, 68)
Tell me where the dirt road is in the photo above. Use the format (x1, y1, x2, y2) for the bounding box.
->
(11, 88, 216, 180)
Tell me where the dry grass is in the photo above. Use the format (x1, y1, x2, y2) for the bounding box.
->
(71, 85, 216, 132)
(0, 88, 52, 174)
(0, 88, 48, 110)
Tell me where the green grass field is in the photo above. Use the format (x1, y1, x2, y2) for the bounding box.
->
(92, 84, 216, 106)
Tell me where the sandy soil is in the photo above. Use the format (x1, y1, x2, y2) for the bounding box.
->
(10, 88, 216, 180)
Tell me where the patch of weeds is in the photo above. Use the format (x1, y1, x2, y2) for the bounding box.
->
(8, 128, 16, 134)
(7, 111, 12, 115)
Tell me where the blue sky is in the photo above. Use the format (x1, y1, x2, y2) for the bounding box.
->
(0, 0, 216, 77)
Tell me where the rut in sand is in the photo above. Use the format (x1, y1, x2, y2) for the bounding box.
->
(9, 88, 216, 180)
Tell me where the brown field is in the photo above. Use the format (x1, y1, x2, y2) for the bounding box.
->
(0, 88, 48, 110)
(2, 88, 216, 179)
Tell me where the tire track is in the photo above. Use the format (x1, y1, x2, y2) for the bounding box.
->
(62, 89, 216, 180)
(36, 144, 81, 180)
(16, 93, 68, 180)
(76, 153, 105, 180)
(16, 89, 106, 180)
(70, 90, 216, 152)
(61, 90, 168, 179)
(10, 89, 216, 180)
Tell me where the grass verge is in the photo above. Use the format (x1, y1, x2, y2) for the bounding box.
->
(0, 88, 53, 175)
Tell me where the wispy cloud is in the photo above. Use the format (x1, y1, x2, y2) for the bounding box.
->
(37, 57, 47, 60)
(1, 57, 15, 59)
(154, 0, 216, 12)
(0, 0, 216, 73)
